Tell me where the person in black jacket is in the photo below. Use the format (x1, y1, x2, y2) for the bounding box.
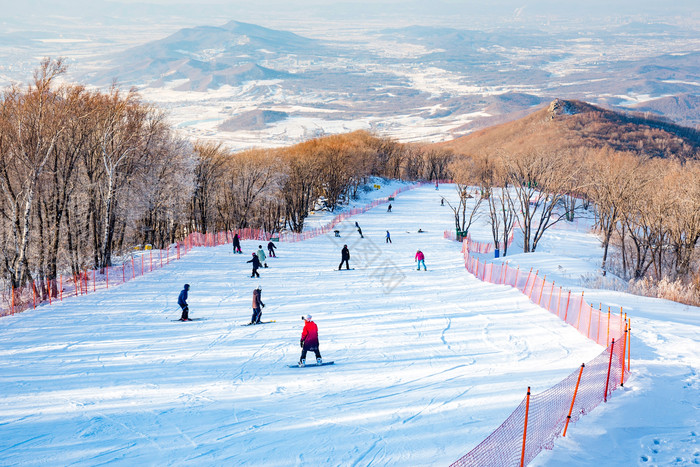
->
(338, 244, 350, 270)
(267, 240, 277, 258)
(178, 284, 190, 321)
(247, 252, 261, 278)
(355, 221, 363, 238)
(232, 233, 242, 254)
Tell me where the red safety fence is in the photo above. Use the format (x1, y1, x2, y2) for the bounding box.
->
(447, 233, 630, 466)
(1, 181, 439, 317)
(0, 228, 271, 318)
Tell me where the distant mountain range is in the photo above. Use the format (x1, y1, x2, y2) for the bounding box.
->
(87, 21, 319, 90)
(77, 19, 699, 144)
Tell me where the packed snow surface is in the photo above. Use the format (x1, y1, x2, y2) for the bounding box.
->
(0, 183, 698, 465)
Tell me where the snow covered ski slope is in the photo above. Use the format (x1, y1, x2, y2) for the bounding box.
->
(0, 182, 697, 465)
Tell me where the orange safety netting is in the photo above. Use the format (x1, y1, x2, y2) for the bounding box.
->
(446, 233, 630, 466)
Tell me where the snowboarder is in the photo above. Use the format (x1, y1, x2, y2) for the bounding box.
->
(334, 230, 341, 238)
(247, 252, 261, 278)
(355, 221, 363, 238)
(441, 198, 444, 206)
(415, 250, 427, 271)
(387, 203, 392, 212)
(338, 244, 350, 270)
(250, 286, 265, 324)
(256, 245, 268, 268)
(435, 181, 439, 190)
(299, 315, 322, 367)
(232, 233, 242, 254)
(267, 241, 277, 258)
(178, 284, 191, 321)
(386, 230, 392, 243)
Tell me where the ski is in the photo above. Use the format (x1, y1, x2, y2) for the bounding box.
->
(288, 361, 335, 368)
(242, 320, 276, 326)
(171, 318, 204, 321)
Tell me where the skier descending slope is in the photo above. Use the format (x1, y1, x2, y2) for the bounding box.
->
(415, 249, 427, 271)
(298, 315, 322, 367)
(232, 233, 242, 254)
(338, 244, 350, 270)
(178, 284, 191, 321)
(355, 221, 363, 238)
(267, 241, 277, 258)
(250, 286, 265, 324)
(247, 253, 261, 278)
(256, 245, 268, 268)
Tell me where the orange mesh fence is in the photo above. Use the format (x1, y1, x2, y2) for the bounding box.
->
(0, 228, 271, 317)
(447, 233, 629, 466)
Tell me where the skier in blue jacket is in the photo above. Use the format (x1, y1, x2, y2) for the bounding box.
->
(178, 284, 190, 321)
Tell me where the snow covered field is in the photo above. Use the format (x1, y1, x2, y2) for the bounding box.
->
(0, 183, 698, 466)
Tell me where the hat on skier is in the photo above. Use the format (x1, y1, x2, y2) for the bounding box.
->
(184, 284, 190, 289)
(305, 314, 312, 321)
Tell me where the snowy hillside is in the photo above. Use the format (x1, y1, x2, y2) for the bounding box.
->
(0, 183, 698, 465)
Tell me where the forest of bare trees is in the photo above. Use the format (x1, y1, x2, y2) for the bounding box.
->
(0, 60, 453, 292)
(451, 145, 700, 305)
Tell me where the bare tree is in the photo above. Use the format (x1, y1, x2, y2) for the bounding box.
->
(503, 149, 583, 253)
(0, 59, 66, 287)
(588, 148, 648, 275)
(190, 141, 227, 233)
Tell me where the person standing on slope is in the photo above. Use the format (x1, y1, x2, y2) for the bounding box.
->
(232, 233, 242, 254)
(299, 314, 322, 367)
(355, 221, 363, 238)
(387, 203, 392, 212)
(339, 244, 350, 270)
(386, 230, 392, 243)
(256, 245, 268, 268)
(247, 252, 262, 278)
(267, 240, 277, 258)
(415, 249, 427, 271)
(178, 284, 191, 321)
(250, 286, 265, 324)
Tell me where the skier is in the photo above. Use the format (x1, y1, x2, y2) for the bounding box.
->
(441, 198, 444, 206)
(386, 230, 392, 243)
(338, 244, 350, 270)
(247, 252, 261, 278)
(355, 221, 363, 238)
(415, 249, 427, 271)
(256, 245, 268, 268)
(178, 284, 191, 321)
(250, 286, 265, 324)
(387, 203, 392, 212)
(299, 315, 322, 367)
(232, 233, 242, 254)
(435, 181, 439, 190)
(267, 240, 277, 258)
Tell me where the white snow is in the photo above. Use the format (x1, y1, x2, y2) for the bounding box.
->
(0, 183, 698, 465)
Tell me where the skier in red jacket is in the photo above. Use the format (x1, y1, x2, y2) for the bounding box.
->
(299, 315, 322, 367)
(415, 249, 427, 270)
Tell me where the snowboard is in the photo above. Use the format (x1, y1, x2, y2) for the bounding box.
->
(288, 361, 335, 368)
(336, 268, 355, 271)
(242, 320, 276, 326)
